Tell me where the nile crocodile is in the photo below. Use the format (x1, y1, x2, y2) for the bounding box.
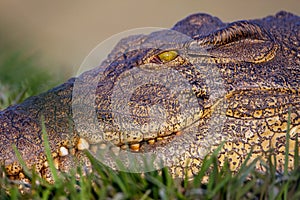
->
(0, 11, 299, 183)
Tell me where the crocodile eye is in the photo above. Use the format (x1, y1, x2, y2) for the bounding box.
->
(157, 50, 178, 63)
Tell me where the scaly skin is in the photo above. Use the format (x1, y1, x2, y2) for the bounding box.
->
(0, 11, 299, 182)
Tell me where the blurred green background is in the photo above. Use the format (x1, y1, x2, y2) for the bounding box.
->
(0, 0, 299, 75)
(0, 0, 299, 105)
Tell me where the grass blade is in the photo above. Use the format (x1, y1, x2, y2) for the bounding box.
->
(41, 116, 59, 183)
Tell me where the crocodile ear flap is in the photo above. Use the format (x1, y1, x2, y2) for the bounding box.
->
(187, 21, 278, 63)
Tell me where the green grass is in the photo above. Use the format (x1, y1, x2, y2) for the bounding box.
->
(1, 136, 299, 199)
(0, 43, 299, 199)
(0, 40, 63, 109)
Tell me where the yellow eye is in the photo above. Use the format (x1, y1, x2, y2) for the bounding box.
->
(157, 50, 178, 62)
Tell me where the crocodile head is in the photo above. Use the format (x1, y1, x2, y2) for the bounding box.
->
(0, 11, 299, 181)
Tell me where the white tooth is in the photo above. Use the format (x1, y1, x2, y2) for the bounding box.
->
(59, 146, 69, 156)
(77, 138, 90, 150)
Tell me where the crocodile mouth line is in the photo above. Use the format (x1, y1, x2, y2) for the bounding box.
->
(82, 129, 185, 155)
(85, 97, 223, 154)
(113, 130, 182, 152)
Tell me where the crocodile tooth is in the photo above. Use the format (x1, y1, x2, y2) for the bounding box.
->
(157, 137, 163, 141)
(111, 146, 120, 156)
(51, 152, 58, 157)
(19, 172, 25, 179)
(148, 139, 155, 145)
(162, 135, 172, 141)
(59, 146, 69, 156)
(77, 138, 90, 150)
(53, 158, 59, 169)
(98, 143, 107, 150)
(130, 143, 140, 151)
(43, 161, 49, 168)
(69, 148, 76, 155)
(120, 144, 127, 150)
